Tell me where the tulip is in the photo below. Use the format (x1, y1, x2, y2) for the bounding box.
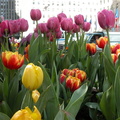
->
(72, 24, 80, 33)
(82, 22, 91, 32)
(116, 48, 120, 57)
(111, 54, 117, 63)
(19, 18, 29, 32)
(22, 63, 43, 90)
(62, 69, 69, 76)
(97, 9, 115, 30)
(30, 9, 42, 21)
(24, 44, 30, 60)
(61, 18, 73, 32)
(36, 23, 49, 34)
(57, 12, 67, 22)
(47, 17, 60, 31)
(9, 20, 21, 35)
(75, 70, 87, 82)
(86, 43, 97, 55)
(0, 20, 10, 35)
(74, 14, 84, 27)
(66, 76, 81, 91)
(60, 73, 66, 83)
(2, 51, 24, 69)
(55, 30, 62, 39)
(96, 37, 108, 49)
(10, 106, 41, 120)
(111, 44, 120, 53)
(32, 90, 40, 103)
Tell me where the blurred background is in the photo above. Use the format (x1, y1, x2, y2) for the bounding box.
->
(0, 0, 120, 35)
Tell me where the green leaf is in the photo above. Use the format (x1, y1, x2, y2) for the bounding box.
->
(0, 112, 10, 120)
(21, 90, 33, 109)
(100, 86, 116, 120)
(116, 118, 120, 120)
(114, 66, 120, 117)
(65, 83, 88, 117)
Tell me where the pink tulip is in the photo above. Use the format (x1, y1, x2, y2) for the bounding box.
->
(19, 18, 29, 32)
(72, 24, 80, 33)
(0, 20, 10, 34)
(61, 18, 73, 32)
(36, 23, 49, 34)
(30, 9, 42, 21)
(47, 17, 60, 31)
(82, 22, 91, 32)
(9, 20, 20, 35)
(55, 30, 62, 39)
(57, 12, 67, 22)
(97, 9, 115, 29)
(74, 14, 84, 27)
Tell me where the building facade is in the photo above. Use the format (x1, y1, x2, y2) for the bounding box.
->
(0, 0, 119, 35)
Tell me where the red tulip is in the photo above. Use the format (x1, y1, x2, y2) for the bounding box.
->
(96, 37, 108, 49)
(61, 18, 73, 32)
(86, 43, 97, 55)
(2, 51, 24, 69)
(74, 14, 84, 27)
(30, 9, 42, 21)
(19, 18, 29, 32)
(97, 9, 115, 30)
(111, 54, 117, 63)
(111, 44, 120, 53)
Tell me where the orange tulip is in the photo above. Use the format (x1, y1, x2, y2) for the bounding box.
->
(96, 37, 108, 49)
(66, 76, 81, 91)
(2, 51, 24, 69)
(86, 43, 97, 55)
(24, 44, 30, 60)
(111, 54, 117, 63)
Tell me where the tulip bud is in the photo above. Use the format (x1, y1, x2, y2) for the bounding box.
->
(22, 63, 43, 90)
(72, 24, 80, 33)
(61, 18, 73, 32)
(82, 22, 91, 32)
(11, 106, 41, 120)
(47, 17, 60, 31)
(2, 51, 24, 69)
(19, 18, 29, 32)
(30, 9, 42, 21)
(74, 14, 84, 27)
(86, 43, 97, 55)
(96, 37, 108, 49)
(97, 9, 115, 30)
(32, 90, 40, 103)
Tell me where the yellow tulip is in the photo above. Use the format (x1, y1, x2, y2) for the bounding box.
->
(11, 106, 41, 120)
(32, 90, 40, 103)
(22, 63, 43, 90)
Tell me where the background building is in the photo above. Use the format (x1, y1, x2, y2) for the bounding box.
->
(0, 0, 119, 36)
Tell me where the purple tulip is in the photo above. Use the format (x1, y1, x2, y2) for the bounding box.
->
(72, 24, 80, 33)
(74, 14, 84, 27)
(57, 12, 67, 22)
(97, 9, 115, 29)
(19, 18, 29, 32)
(61, 18, 73, 32)
(47, 17, 60, 31)
(36, 23, 49, 34)
(9, 20, 20, 35)
(82, 22, 91, 32)
(30, 9, 42, 21)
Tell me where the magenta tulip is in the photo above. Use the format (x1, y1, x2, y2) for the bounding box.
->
(47, 17, 60, 31)
(61, 18, 73, 32)
(57, 12, 67, 22)
(19, 18, 29, 32)
(9, 20, 20, 35)
(30, 9, 42, 21)
(56, 30, 62, 39)
(82, 22, 91, 32)
(74, 14, 84, 27)
(36, 23, 49, 34)
(72, 24, 80, 33)
(97, 9, 115, 29)
(0, 20, 10, 34)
